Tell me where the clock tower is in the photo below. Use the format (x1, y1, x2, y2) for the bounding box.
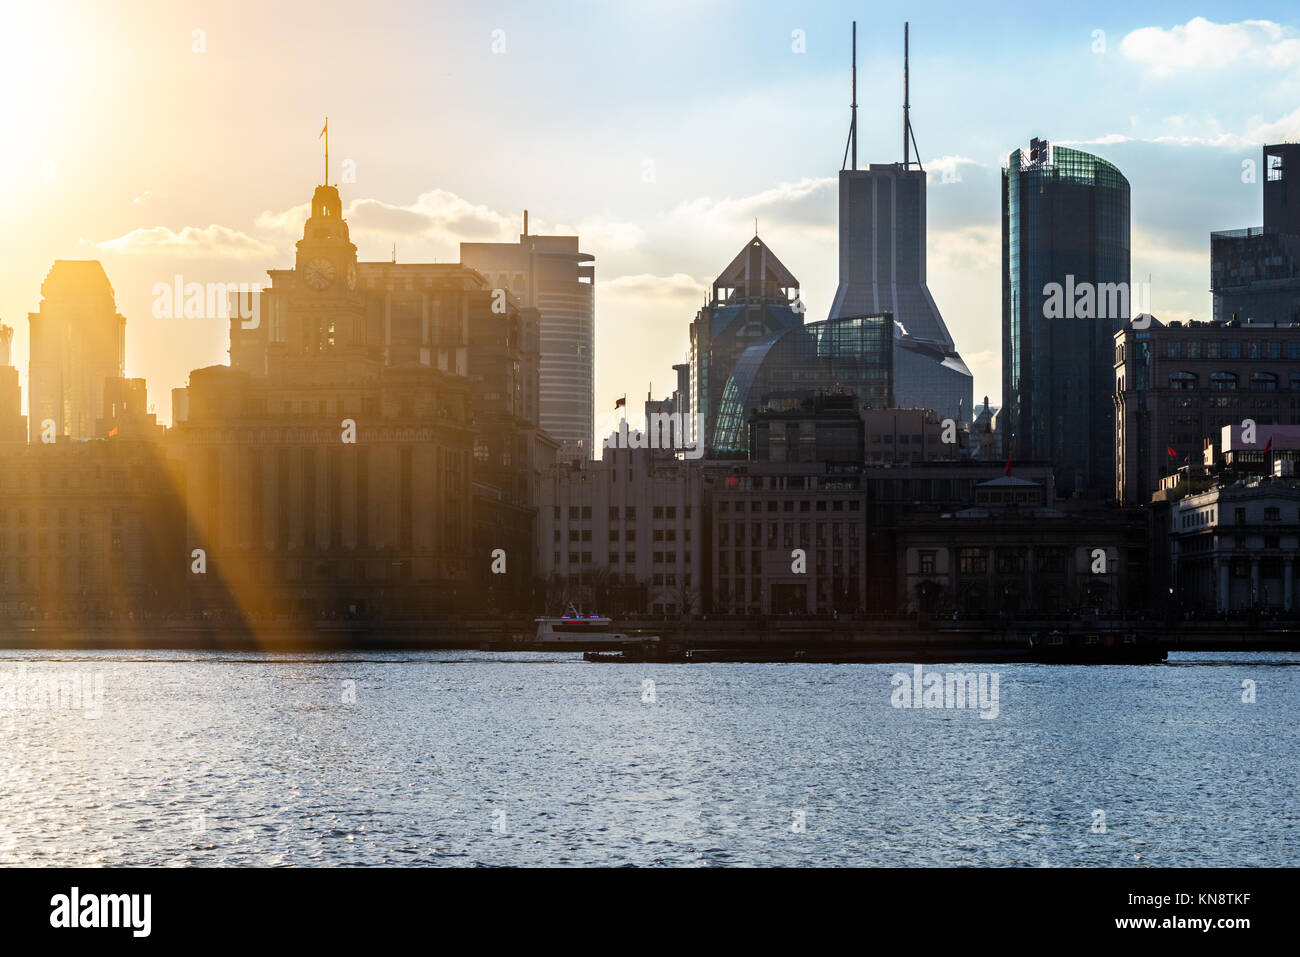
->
(296, 185, 358, 295)
(278, 183, 367, 358)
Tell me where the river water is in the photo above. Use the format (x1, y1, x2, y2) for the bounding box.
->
(0, 650, 1294, 866)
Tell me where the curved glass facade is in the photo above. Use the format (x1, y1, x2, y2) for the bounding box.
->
(710, 314, 893, 457)
(1003, 141, 1130, 494)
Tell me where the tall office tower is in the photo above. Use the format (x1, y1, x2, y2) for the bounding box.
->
(1002, 138, 1131, 495)
(27, 260, 126, 441)
(826, 22, 973, 423)
(1211, 143, 1300, 325)
(688, 235, 804, 454)
(462, 215, 595, 460)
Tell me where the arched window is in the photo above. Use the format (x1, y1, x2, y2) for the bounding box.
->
(1253, 372, 1279, 391)
(1169, 372, 1197, 390)
(1209, 372, 1238, 391)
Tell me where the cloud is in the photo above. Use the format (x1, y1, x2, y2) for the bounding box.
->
(1121, 17, 1300, 76)
(254, 202, 310, 234)
(665, 177, 836, 235)
(251, 189, 645, 255)
(1060, 131, 1250, 150)
(924, 155, 986, 185)
(1247, 106, 1300, 145)
(93, 224, 278, 259)
(553, 217, 646, 253)
(600, 272, 707, 301)
(1058, 105, 1300, 152)
(929, 225, 999, 274)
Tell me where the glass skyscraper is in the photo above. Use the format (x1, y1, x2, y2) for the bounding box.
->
(1002, 139, 1130, 495)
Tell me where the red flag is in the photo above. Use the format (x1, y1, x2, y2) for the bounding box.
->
(1004, 454, 1011, 477)
(1167, 446, 1176, 458)
(1264, 437, 1272, 453)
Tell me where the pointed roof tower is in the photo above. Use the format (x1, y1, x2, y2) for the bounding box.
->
(712, 235, 800, 304)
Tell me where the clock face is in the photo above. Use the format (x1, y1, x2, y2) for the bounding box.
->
(346, 262, 358, 291)
(304, 257, 335, 290)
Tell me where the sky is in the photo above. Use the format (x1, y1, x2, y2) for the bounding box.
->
(2, 1, 1299, 430)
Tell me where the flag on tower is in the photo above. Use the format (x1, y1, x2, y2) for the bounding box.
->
(614, 395, 626, 410)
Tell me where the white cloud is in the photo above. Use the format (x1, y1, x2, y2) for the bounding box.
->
(1247, 106, 1300, 145)
(1121, 17, 1300, 76)
(924, 155, 985, 185)
(1061, 101, 1300, 151)
(929, 225, 999, 274)
(254, 202, 310, 234)
(664, 177, 836, 235)
(601, 272, 707, 301)
(94, 224, 278, 259)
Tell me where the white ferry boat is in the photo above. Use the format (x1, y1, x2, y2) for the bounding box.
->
(534, 606, 655, 645)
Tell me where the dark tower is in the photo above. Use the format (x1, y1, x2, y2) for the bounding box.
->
(1002, 139, 1131, 495)
(827, 22, 972, 423)
(1263, 143, 1300, 238)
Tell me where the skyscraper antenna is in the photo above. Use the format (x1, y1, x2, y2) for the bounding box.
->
(903, 23, 924, 172)
(842, 22, 857, 171)
(903, 24, 910, 169)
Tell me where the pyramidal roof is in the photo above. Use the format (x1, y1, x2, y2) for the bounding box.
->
(713, 236, 799, 290)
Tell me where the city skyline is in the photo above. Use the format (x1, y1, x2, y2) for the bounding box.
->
(3, 3, 1300, 440)
(4, 2, 1300, 894)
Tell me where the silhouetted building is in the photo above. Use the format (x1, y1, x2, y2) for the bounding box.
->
(688, 236, 804, 453)
(461, 217, 595, 460)
(0, 440, 185, 624)
(468, 290, 555, 610)
(28, 260, 126, 441)
(1113, 315, 1300, 504)
(0, 325, 26, 442)
(1003, 138, 1131, 495)
(748, 393, 864, 464)
(862, 407, 962, 464)
(827, 25, 973, 422)
(173, 184, 477, 620)
(1211, 144, 1300, 326)
(97, 377, 163, 441)
(710, 314, 893, 457)
(1169, 475, 1300, 613)
(969, 396, 1001, 461)
(539, 448, 704, 616)
(707, 457, 867, 616)
(895, 476, 1145, 616)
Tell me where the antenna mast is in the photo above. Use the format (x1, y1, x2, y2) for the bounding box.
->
(851, 21, 857, 171)
(903, 24, 910, 169)
(842, 22, 857, 172)
(903, 23, 924, 172)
